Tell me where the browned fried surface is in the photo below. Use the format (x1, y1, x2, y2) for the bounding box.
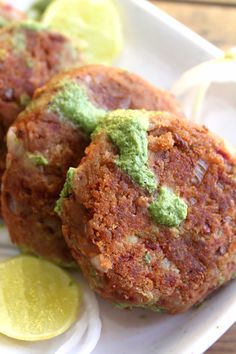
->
(61, 112, 236, 313)
(0, 24, 80, 215)
(2, 65, 182, 264)
(3, 112, 89, 264)
(35, 64, 182, 115)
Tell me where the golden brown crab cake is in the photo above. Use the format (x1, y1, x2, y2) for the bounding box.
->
(0, 21, 80, 215)
(59, 109, 236, 313)
(2, 64, 182, 265)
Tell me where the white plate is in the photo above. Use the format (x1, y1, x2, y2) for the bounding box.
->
(3, 0, 236, 354)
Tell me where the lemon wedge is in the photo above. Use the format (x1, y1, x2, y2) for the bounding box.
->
(41, 0, 123, 65)
(0, 256, 80, 341)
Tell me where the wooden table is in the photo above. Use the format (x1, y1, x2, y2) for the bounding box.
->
(152, 0, 236, 50)
(151, 1, 236, 353)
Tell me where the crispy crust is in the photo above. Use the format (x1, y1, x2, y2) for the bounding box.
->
(2, 65, 182, 264)
(0, 25, 80, 215)
(61, 112, 236, 313)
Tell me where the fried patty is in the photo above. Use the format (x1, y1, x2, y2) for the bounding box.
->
(2, 64, 182, 265)
(60, 111, 236, 313)
(0, 22, 80, 215)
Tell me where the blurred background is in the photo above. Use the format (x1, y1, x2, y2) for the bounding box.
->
(151, 0, 235, 51)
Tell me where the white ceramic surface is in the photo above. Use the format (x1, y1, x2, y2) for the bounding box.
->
(2, 0, 236, 353)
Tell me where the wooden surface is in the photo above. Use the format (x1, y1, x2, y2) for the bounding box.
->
(152, 0, 236, 50)
(151, 1, 236, 353)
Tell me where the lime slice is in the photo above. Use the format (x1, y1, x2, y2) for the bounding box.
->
(0, 255, 80, 341)
(42, 0, 123, 64)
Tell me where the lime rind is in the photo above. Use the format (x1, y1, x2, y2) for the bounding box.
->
(0, 256, 80, 341)
(0, 228, 102, 352)
(42, 0, 123, 64)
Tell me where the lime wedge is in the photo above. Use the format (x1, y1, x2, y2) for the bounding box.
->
(0, 256, 80, 341)
(41, 0, 123, 64)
